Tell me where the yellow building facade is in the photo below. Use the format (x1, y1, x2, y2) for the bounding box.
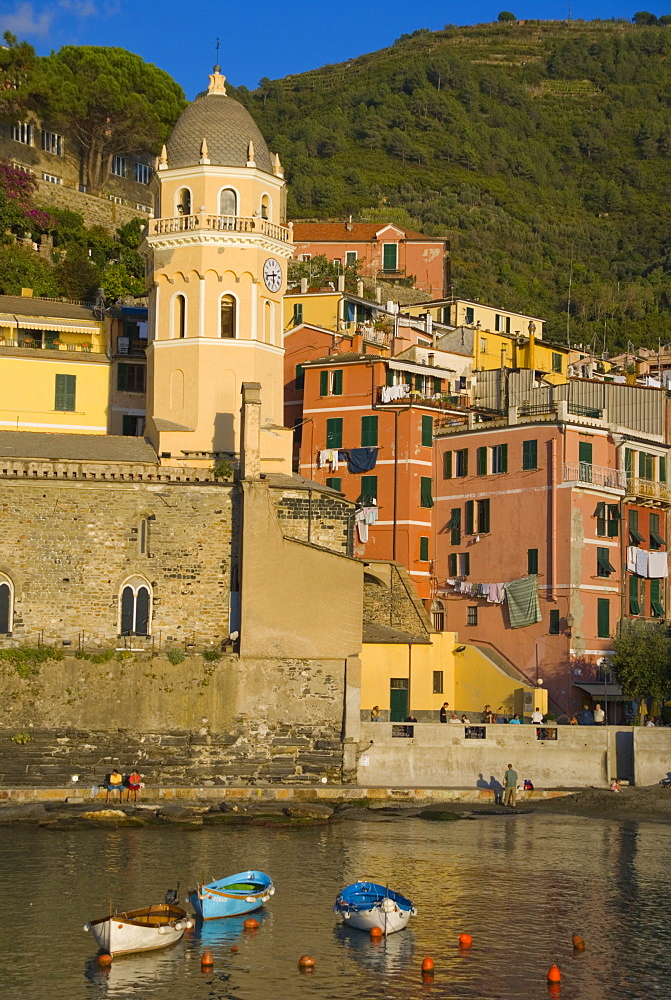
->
(141, 67, 294, 470)
(0, 296, 109, 433)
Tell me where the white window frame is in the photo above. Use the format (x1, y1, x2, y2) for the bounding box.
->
(111, 155, 126, 177)
(42, 172, 62, 185)
(0, 572, 14, 634)
(134, 162, 152, 185)
(219, 290, 238, 339)
(382, 242, 398, 271)
(42, 130, 63, 155)
(175, 186, 192, 216)
(345, 250, 358, 266)
(11, 122, 33, 145)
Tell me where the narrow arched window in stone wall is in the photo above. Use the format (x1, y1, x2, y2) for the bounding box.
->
(220, 295, 236, 338)
(139, 518, 148, 556)
(0, 577, 13, 634)
(174, 294, 186, 338)
(219, 188, 237, 216)
(119, 578, 152, 636)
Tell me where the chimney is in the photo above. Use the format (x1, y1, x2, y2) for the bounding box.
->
(425, 313, 433, 336)
(375, 286, 382, 304)
(352, 333, 364, 353)
(428, 352, 435, 366)
(345, 214, 353, 232)
(337, 274, 345, 292)
(356, 279, 364, 298)
(240, 382, 262, 480)
(300, 277, 308, 294)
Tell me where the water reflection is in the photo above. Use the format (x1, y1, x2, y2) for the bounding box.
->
(1, 816, 670, 1000)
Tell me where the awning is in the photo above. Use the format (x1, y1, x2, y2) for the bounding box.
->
(575, 681, 626, 700)
(14, 317, 102, 334)
(388, 359, 454, 377)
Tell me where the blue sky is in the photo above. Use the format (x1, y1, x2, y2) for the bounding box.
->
(2, 1, 667, 98)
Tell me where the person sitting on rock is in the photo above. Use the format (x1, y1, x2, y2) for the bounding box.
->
(126, 769, 142, 802)
(106, 769, 123, 802)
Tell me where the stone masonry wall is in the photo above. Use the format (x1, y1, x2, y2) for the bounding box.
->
(0, 652, 345, 786)
(363, 563, 432, 638)
(35, 181, 148, 232)
(272, 488, 353, 555)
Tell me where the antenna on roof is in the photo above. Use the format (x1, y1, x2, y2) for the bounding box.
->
(215, 37, 220, 64)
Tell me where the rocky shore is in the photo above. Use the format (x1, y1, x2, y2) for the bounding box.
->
(1, 786, 670, 828)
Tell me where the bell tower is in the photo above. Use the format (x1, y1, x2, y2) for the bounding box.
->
(141, 67, 293, 471)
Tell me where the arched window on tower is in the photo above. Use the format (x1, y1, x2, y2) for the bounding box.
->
(260, 194, 270, 220)
(174, 294, 186, 338)
(0, 573, 14, 634)
(220, 295, 236, 339)
(176, 188, 191, 216)
(219, 188, 237, 217)
(119, 577, 152, 636)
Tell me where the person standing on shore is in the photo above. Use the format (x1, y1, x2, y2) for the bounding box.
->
(440, 702, 449, 723)
(503, 764, 518, 807)
(594, 703, 606, 725)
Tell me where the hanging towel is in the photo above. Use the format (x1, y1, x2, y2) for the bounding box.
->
(362, 507, 379, 525)
(648, 551, 668, 578)
(354, 509, 368, 543)
(626, 546, 637, 573)
(487, 583, 498, 603)
(635, 547, 649, 578)
(381, 383, 410, 403)
(346, 447, 379, 473)
(504, 575, 542, 629)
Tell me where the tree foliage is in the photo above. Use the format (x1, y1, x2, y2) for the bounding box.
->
(498, 12, 517, 22)
(230, 19, 671, 352)
(611, 619, 671, 703)
(288, 253, 362, 291)
(6, 46, 185, 194)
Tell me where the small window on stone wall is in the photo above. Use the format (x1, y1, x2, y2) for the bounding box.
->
(0, 574, 14, 634)
(119, 577, 152, 636)
(139, 519, 148, 556)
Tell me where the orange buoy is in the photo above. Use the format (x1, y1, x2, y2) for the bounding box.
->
(243, 918, 259, 930)
(458, 933, 473, 948)
(572, 935, 585, 950)
(201, 950, 214, 969)
(370, 926, 384, 939)
(298, 955, 315, 968)
(547, 964, 561, 983)
(230, 945, 239, 953)
(421, 956, 435, 972)
(97, 954, 112, 967)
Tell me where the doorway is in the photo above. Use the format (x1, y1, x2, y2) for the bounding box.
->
(390, 678, 409, 721)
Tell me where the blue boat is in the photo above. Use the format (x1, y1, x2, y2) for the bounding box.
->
(187, 870, 274, 920)
(334, 881, 417, 935)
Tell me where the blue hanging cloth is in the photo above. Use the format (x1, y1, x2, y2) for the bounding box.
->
(346, 448, 379, 473)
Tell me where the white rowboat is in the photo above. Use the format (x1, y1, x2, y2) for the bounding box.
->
(84, 903, 193, 957)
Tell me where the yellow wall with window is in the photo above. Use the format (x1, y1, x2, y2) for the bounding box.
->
(0, 355, 110, 432)
(361, 633, 456, 716)
(284, 291, 341, 333)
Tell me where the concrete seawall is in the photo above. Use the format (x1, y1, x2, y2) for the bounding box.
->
(357, 723, 671, 789)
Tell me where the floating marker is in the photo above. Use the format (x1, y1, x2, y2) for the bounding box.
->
(370, 926, 384, 939)
(230, 945, 239, 953)
(97, 954, 112, 967)
(421, 956, 435, 972)
(243, 918, 259, 930)
(547, 964, 561, 983)
(298, 956, 315, 968)
(458, 933, 473, 948)
(572, 935, 585, 950)
(201, 950, 214, 970)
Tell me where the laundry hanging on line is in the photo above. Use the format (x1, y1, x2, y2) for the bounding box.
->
(346, 447, 379, 473)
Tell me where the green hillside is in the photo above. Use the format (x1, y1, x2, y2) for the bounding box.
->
(232, 20, 671, 351)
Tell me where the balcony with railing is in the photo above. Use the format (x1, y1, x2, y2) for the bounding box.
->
(563, 462, 626, 490)
(148, 214, 292, 243)
(375, 385, 470, 410)
(626, 477, 671, 506)
(0, 334, 105, 358)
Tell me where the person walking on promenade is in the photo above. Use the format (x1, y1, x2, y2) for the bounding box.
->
(439, 702, 450, 723)
(594, 703, 606, 725)
(503, 764, 518, 808)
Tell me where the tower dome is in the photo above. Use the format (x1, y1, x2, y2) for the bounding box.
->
(165, 67, 273, 172)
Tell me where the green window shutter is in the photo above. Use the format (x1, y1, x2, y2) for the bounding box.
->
(461, 552, 470, 576)
(360, 475, 377, 505)
(448, 553, 457, 576)
(639, 451, 646, 479)
(579, 442, 592, 465)
(660, 457, 667, 483)
(326, 418, 342, 449)
(361, 415, 378, 447)
(625, 448, 633, 474)
(332, 370, 343, 396)
(325, 477, 342, 491)
(386, 369, 394, 387)
(419, 536, 429, 561)
(443, 451, 452, 479)
(320, 370, 328, 396)
(293, 303, 303, 325)
(651, 578, 664, 617)
(650, 512, 665, 549)
(477, 446, 487, 475)
(404, 373, 413, 387)
(478, 498, 490, 533)
(456, 449, 468, 477)
(522, 439, 537, 470)
(527, 548, 538, 575)
(415, 374, 423, 392)
(382, 243, 398, 270)
(501, 443, 508, 473)
(117, 364, 127, 392)
(607, 504, 620, 538)
(449, 507, 461, 545)
(465, 499, 474, 535)
(597, 547, 615, 576)
(549, 609, 560, 634)
(433, 377, 442, 395)
(629, 509, 644, 544)
(55, 373, 76, 412)
(421, 414, 433, 447)
(594, 501, 606, 536)
(420, 476, 434, 509)
(629, 575, 640, 615)
(597, 599, 610, 637)
(295, 364, 305, 390)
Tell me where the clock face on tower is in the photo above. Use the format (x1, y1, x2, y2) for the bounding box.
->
(263, 257, 282, 293)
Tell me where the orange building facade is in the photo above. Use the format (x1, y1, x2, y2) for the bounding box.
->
(292, 222, 450, 299)
(433, 394, 671, 717)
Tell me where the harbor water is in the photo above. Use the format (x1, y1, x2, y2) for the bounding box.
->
(0, 813, 669, 999)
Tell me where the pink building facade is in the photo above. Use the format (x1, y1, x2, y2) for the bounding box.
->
(433, 395, 671, 717)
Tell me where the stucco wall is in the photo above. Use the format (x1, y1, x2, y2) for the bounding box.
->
(357, 722, 641, 788)
(634, 728, 671, 786)
(360, 634, 456, 716)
